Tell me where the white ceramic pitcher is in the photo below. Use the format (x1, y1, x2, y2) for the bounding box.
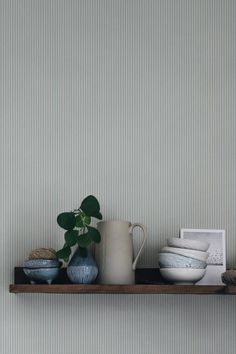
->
(95, 220, 147, 284)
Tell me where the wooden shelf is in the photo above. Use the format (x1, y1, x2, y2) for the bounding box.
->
(9, 268, 236, 295)
(10, 283, 234, 294)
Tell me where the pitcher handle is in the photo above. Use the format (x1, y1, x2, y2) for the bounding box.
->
(129, 223, 147, 270)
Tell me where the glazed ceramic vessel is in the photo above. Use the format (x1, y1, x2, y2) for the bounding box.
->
(160, 268, 206, 284)
(23, 267, 60, 284)
(23, 259, 61, 268)
(160, 246, 209, 262)
(95, 220, 147, 284)
(158, 253, 207, 269)
(67, 248, 98, 284)
(23, 258, 62, 284)
(167, 237, 209, 252)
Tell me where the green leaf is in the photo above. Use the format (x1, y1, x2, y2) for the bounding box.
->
(75, 213, 91, 228)
(75, 214, 84, 228)
(84, 214, 91, 225)
(56, 246, 71, 261)
(77, 233, 92, 248)
(57, 212, 76, 230)
(93, 211, 103, 220)
(87, 226, 101, 243)
(80, 195, 100, 217)
(64, 230, 78, 247)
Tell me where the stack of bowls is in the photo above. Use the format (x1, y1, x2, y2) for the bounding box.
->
(23, 258, 62, 284)
(158, 237, 209, 284)
(23, 247, 62, 284)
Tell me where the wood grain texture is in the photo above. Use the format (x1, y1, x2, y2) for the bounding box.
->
(9, 284, 230, 295)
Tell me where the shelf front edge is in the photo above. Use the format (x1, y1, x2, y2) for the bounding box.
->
(9, 284, 230, 295)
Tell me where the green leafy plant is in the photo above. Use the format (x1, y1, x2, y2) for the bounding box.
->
(56, 195, 102, 262)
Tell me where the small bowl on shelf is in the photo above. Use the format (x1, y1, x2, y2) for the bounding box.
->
(160, 268, 206, 285)
(167, 237, 209, 252)
(160, 247, 209, 262)
(23, 259, 62, 284)
(23, 267, 61, 284)
(23, 259, 61, 269)
(158, 253, 207, 269)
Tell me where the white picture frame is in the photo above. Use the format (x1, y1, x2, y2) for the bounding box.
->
(180, 228, 226, 285)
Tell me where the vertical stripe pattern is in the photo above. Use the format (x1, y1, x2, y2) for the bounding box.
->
(1, 1, 236, 354)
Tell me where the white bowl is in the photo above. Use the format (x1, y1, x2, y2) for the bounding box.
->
(167, 237, 209, 252)
(160, 247, 209, 262)
(160, 268, 206, 284)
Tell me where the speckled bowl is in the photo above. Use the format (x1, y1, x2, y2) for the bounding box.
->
(23, 267, 61, 284)
(158, 252, 207, 269)
(23, 259, 62, 269)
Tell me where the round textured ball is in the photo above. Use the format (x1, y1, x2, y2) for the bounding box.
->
(222, 270, 236, 285)
(29, 248, 57, 260)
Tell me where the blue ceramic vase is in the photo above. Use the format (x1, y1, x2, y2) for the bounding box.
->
(67, 247, 98, 284)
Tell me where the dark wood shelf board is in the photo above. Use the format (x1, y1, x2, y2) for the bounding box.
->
(9, 283, 230, 294)
(224, 285, 236, 295)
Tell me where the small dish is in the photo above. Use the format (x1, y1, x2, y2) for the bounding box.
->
(23, 267, 60, 284)
(158, 252, 207, 269)
(160, 247, 209, 262)
(167, 237, 209, 252)
(160, 268, 206, 284)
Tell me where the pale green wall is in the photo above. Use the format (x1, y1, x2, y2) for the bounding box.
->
(1, 1, 236, 353)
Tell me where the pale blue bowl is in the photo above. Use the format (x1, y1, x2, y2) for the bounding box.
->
(23, 267, 60, 284)
(24, 259, 61, 268)
(158, 253, 207, 269)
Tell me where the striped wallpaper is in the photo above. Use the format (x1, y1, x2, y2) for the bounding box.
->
(1, 1, 236, 353)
